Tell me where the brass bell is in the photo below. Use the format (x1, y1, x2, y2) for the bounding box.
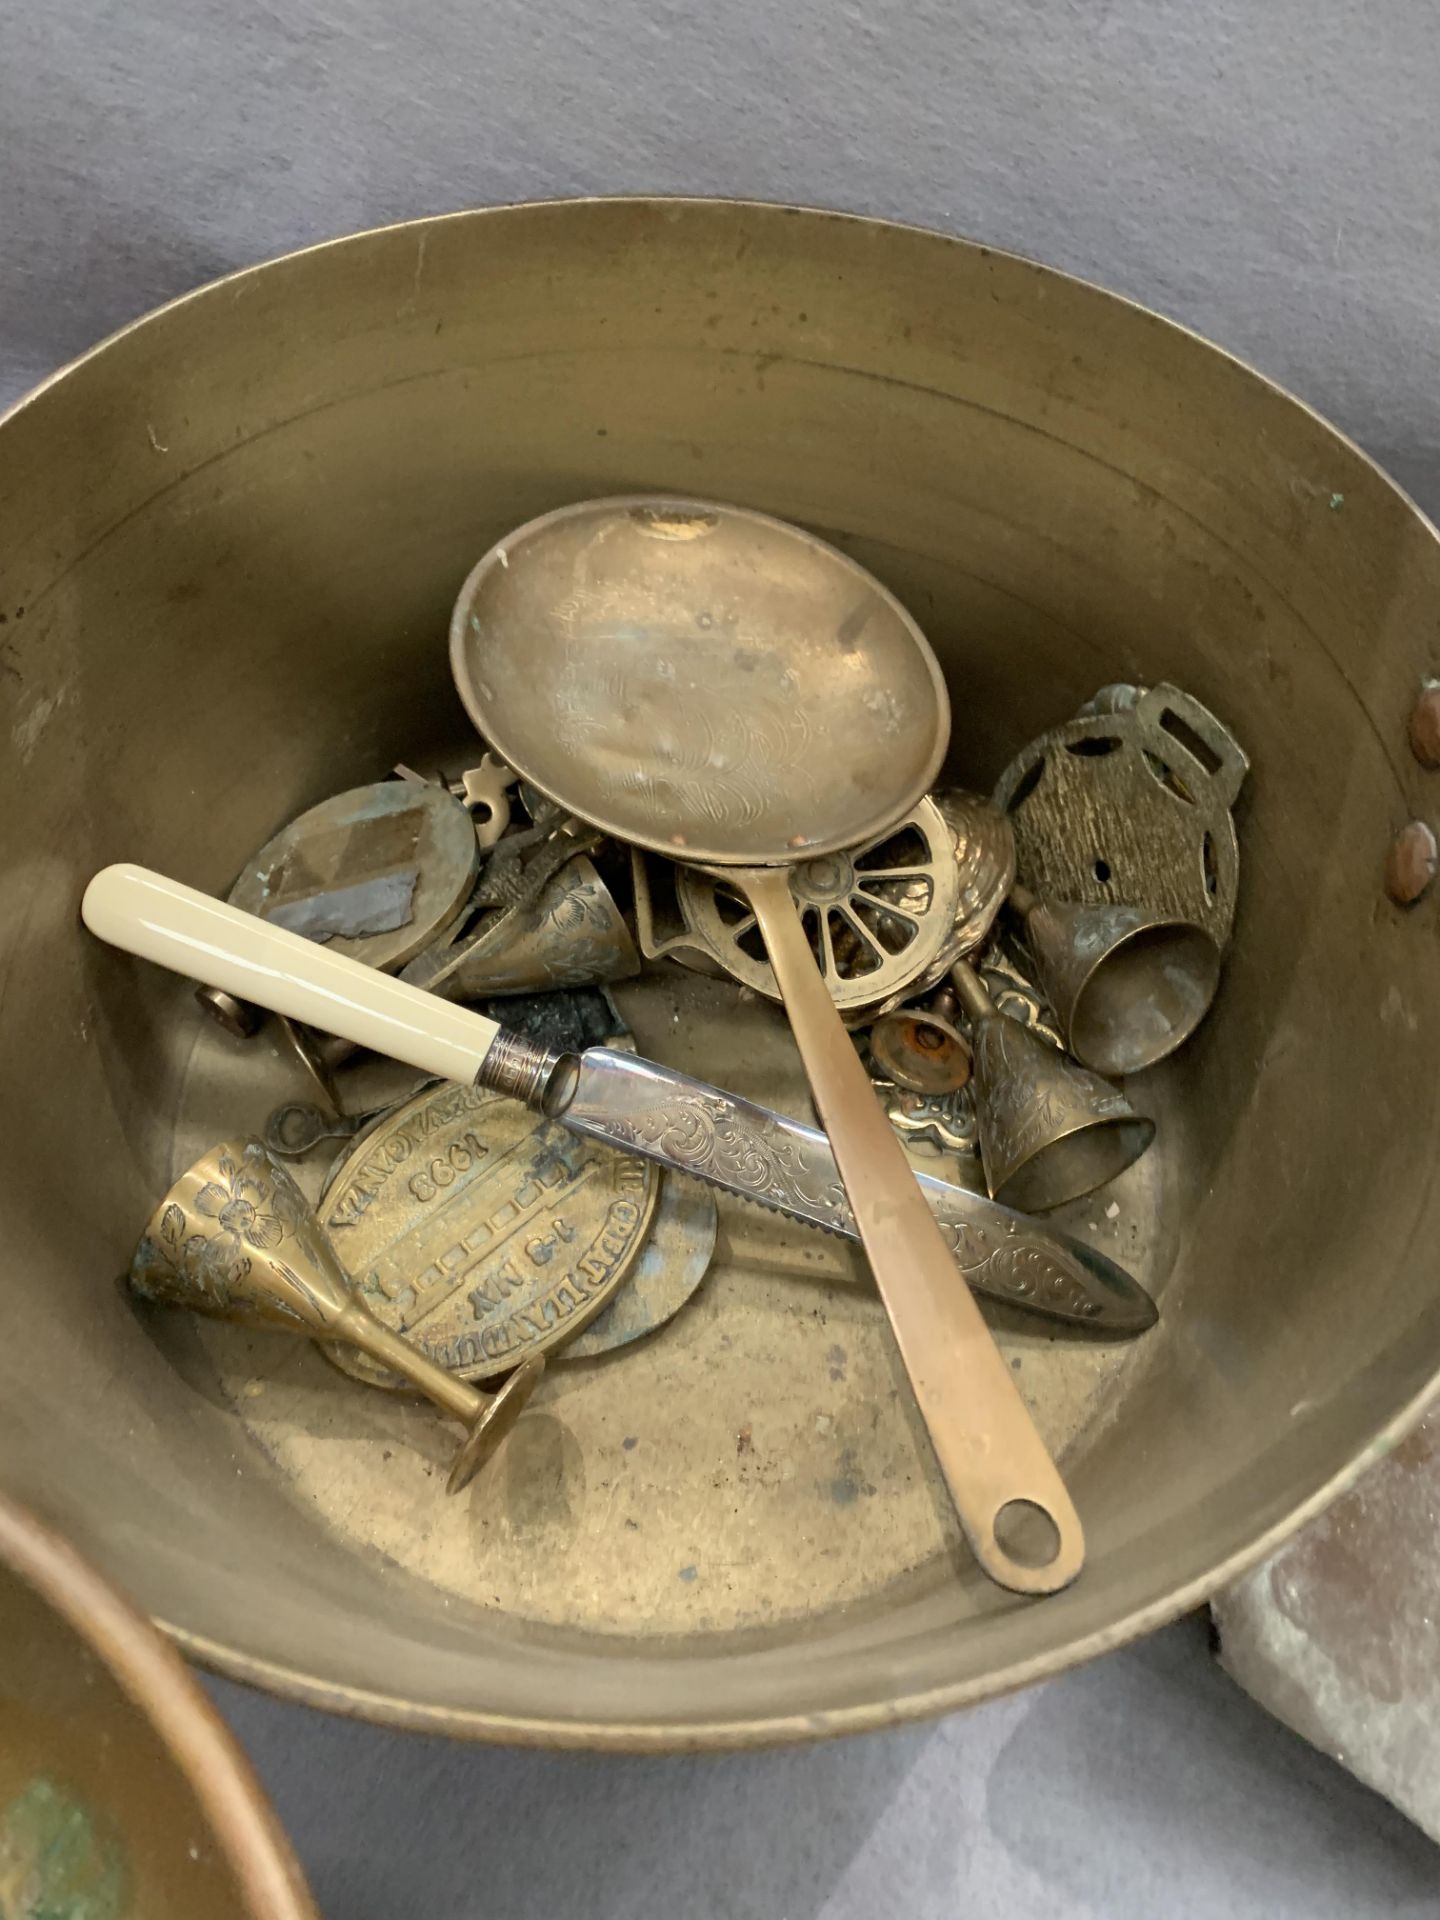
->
(950, 963, 1155, 1211)
(869, 987, 974, 1094)
(1010, 884, 1221, 1075)
(404, 854, 640, 1000)
(130, 1138, 542, 1493)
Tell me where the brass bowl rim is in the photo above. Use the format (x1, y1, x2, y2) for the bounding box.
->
(9, 193, 1440, 1749)
(0, 1491, 316, 1917)
(154, 1357, 1438, 1750)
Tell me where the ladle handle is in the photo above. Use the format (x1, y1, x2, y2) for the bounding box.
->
(739, 867, 1085, 1596)
(81, 865, 505, 1085)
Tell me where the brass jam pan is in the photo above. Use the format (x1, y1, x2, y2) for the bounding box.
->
(0, 1492, 316, 1920)
(318, 1080, 660, 1385)
(16, 196, 1438, 1749)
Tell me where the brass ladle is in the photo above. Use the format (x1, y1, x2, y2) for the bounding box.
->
(131, 1139, 543, 1493)
(448, 495, 1084, 1594)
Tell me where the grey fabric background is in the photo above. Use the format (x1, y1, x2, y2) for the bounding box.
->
(5, 1, 1440, 1912)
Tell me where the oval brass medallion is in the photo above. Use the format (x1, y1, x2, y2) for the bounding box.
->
(319, 1081, 659, 1384)
(230, 780, 479, 972)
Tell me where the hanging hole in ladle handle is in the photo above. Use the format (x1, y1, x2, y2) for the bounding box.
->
(993, 1498, 1064, 1571)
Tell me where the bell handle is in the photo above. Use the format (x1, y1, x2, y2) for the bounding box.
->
(82, 864, 505, 1086)
(324, 1303, 481, 1421)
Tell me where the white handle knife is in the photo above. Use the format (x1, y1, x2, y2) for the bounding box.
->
(82, 863, 1155, 1334)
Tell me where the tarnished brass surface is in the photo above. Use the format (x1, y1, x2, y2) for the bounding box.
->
(92, 852, 1155, 1350)
(410, 853, 640, 1001)
(132, 1139, 544, 1493)
(630, 846, 726, 971)
(952, 964, 1156, 1211)
(196, 985, 262, 1040)
(451, 755, 517, 850)
(560, 1174, 718, 1360)
(993, 684, 1248, 946)
(980, 943, 1068, 1050)
(888, 789, 1018, 1008)
(451, 497, 949, 865)
(673, 798, 964, 1015)
(317, 1079, 659, 1384)
(229, 779, 478, 971)
(275, 1018, 343, 1114)
(1010, 884, 1222, 1075)
(681, 788, 1012, 1024)
(4, 197, 1440, 1738)
(869, 995, 974, 1095)
(932, 793, 1017, 948)
(264, 1100, 370, 1158)
(870, 944, 1060, 1153)
(880, 1077, 981, 1156)
(0, 1493, 314, 1918)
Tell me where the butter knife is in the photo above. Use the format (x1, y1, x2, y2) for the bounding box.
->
(82, 864, 1156, 1335)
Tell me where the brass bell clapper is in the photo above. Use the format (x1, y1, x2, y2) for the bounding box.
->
(130, 1138, 543, 1493)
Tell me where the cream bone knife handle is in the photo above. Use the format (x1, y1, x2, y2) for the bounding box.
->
(83, 862, 1084, 1592)
(737, 865, 1084, 1595)
(82, 865, 513, 1087)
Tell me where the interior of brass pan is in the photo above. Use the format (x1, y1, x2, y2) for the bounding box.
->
(6, 198, 1437, 1750)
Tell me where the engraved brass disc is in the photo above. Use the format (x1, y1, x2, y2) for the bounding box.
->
(318, 1081, 659, 1385)
(561, 1174, 717, 1361)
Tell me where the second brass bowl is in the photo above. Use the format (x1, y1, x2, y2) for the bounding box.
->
(0, 1492, 313, 1920)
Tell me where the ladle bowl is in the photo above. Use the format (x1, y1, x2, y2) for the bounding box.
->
(449, 496, 949, 863)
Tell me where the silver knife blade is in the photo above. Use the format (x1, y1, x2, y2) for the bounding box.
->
(549, 1046, 1157, 1335)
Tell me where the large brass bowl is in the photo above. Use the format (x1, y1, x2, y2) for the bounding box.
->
(2, 198, 1437, 1747)
(0, 1492, 314, 1918)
